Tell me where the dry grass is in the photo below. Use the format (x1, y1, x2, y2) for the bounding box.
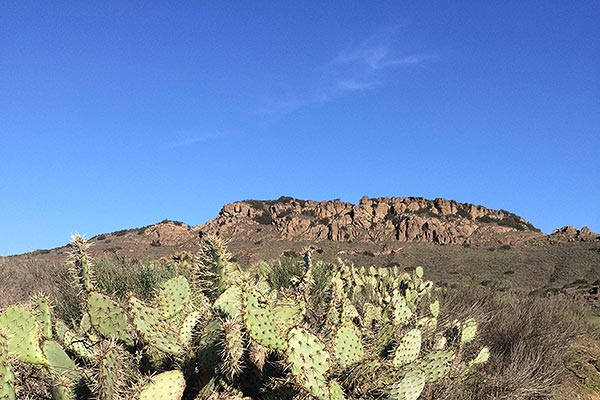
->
(425, 287, 593, 399)
(0, 260, 67, 308)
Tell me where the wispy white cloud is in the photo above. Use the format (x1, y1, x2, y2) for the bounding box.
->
(256, 26, 437, 115)
(166, 133, 220, 149)
(336, 79, 379, 91)
(328, 42, 434, 71)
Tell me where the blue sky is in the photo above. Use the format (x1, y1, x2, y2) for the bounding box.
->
(1, 1, 599, 255)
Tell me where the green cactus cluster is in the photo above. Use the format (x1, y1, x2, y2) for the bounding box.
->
(0, 234, 488, 399)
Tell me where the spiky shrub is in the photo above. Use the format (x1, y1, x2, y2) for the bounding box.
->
(0, 235, 488, 400)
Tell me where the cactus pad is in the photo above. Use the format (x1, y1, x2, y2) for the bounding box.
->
(95, 342, 126, 400)
(389, 369, 425, 400)
(43, 340, 80, 394)
(196, 319, 222, 373)
(0, 331, 16, 400)
(129, 297, 182, 355)
(139, 370, 186, 400)
(460, 318, 477, 344)
(33, 297, 53, 339)
(416, 317, 437, 337)
(158, 276, 191, 319)
(362, 303, 382, 327)
(429, 300, 440, 318)
(415, 266, 424, 279)
(372, 324, 395, 356)
(0, 305, 46, 364)
(273, 298, 305, 332)
(392, 293, 412, 326)
(60, 324, 97, 360)
(87, 292, 131, 344)
(333, 323, 364, 369)
(286, 327, 331, 400)
(328, 380, 345, 400)
(392, 329, 422, 367)
(179, 311, 202, 349)
(469, 346, 489, 367)
(213, 286, 243, 318)
(419, 350, 455, 382)
(220, 317, 245, 380)
(242, 291, 286, 351)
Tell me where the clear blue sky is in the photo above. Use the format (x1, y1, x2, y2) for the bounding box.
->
(1, 1, 599, 255)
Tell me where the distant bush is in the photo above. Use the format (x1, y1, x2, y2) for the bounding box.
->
(476, 215, 496, 224)
(456, 206, 471, 219)
(301, 209, 316, 217)
(476, 213, 540, 232)
(277, 208, 293, 219)
(245, 199, 266, 210)
(318, 217, 330, 225)
(415, 207, 438, 218)
(253, 211, 273, 225)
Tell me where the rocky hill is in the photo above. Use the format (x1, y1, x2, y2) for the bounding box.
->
(1, 195, 599, 305)
(200, 196, 545, 246)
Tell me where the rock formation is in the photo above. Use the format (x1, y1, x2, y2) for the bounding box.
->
(550, 226, 600, 242)
(199, 196, 544, 246)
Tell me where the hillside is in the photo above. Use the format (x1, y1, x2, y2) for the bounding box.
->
(1, 196, 599, 306)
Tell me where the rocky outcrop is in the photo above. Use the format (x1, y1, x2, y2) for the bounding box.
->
(199, 196, 543, 246)
(550, 226, 600, 242)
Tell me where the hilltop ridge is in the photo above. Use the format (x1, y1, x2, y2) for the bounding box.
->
(200, 195, 544, 246)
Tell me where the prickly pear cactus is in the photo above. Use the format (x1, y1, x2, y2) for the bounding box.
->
(43, 340, 80, 400)
(129, 297, 182, 355)
(158, 276, 191, 319)
(33, 297, 53, 340)
(286, 327, 331, 400)
(220, 317, 245, 380)
(242, 291, 286, 351)
(0, 305, 46, 364)
(389, 369, 426, 400)
(460, 318, 477, 345)
(179, 310, 202, 349)
(392, 329, 422, 367)
(70, 234, 95, 293)
(54, 320, 96, 360)
(0, 330, 16, 400)
(138, 370, 186, 400)
(94, 341, 128, 400)
(328, 380, 346, 400)
(392, 292, 413, 326)
(0, 235, 489, 400)
(418, 350, 455, 383)
(214, 286, 243, 318)
(428, 300, 440, 319)
(87, 292, 131, 344)
(333, 323, 364, 369)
